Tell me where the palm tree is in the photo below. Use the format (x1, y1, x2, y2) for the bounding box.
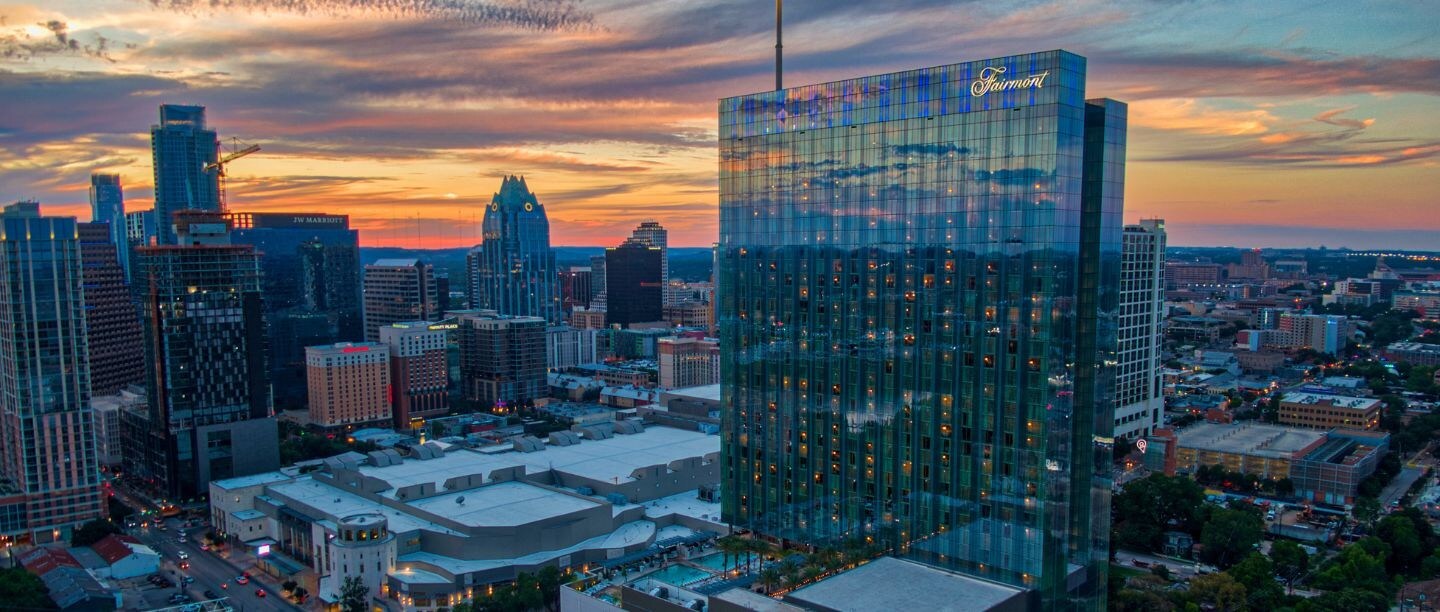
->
(759, 567, 782, 594)
(746, 539, 776, 573)
(718, 536, 748, 576)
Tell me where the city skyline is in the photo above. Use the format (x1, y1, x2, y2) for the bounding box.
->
(2, 1, 1438, 249)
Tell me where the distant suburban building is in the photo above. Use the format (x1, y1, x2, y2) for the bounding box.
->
(1383, 341, 1440, 366)
(1278, 392, 1382, 431)
(1175, 422, 1388, 505)
(1166, 261, 1223, 289)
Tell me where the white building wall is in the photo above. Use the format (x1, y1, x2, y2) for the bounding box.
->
(1115, 219, 1166, 440)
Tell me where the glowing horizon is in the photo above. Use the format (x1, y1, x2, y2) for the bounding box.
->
(2, 1, 1437, 249)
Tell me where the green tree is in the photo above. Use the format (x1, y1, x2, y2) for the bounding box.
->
(0, 567, 55, 610)
(1312, 540, 1394, 597)
(1295, 587, 1390, 612)
(69, 518, 121, 547)
(1199, 508, 1264, 569)
(340, 575, 368, 612)
(1227, 552, 1283, 609)
(718, 536, 748, 575)
(1187, 572, 1247, 612)
(537, 566, 566, 612)
(1113, 474, 1206, 552)
(1270, 540, 1309, 594)
(1376, 514, 1425, 575)
(759, 566, 782, 594)
(1353, 496, 1381, 527)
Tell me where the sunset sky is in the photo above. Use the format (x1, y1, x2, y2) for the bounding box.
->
(2, 0, 1437, 249)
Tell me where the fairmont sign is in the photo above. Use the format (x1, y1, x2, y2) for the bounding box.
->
(970, 66, 1050, 97)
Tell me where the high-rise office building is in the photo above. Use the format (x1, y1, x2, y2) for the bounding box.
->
(378, 322, 450, 431)
(0, 202, 105, 544)
(126, 209, 157, 248)
(560, 266, 593, 312)
(455, 311, 547, 412)
(305, 342, 392, 430)
(718, 51, 1124, 607)
(1115, 220, 1166, 440)
(150, 104, 220, 245)
(630, 221, 671, 305)
(78, 222, 146, 395)
(468, 176, 559, 322)
(133, 212, 278, 500)
(605, 239, 663, 327)
(89, 173, 130, 281)
(229, 212, 362, 409)
(229, 213, 362, 336)
(363, 259, 440, 342)
(589, 254, 607, 308)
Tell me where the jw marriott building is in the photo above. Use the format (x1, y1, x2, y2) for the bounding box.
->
(718, 50, 1124, 608)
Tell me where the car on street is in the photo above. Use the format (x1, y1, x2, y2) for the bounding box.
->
(177, 551, 189, 560)
(255, 588, 266, 598)
(236, 575, 249, 585)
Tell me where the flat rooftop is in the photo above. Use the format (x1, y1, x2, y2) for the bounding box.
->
(211, 471, 295, 491)
(354, 425, 718, 496)
(786, 557, 1026, 612)
(664, 384, 721, 402)
(1282, 392, 1380, 410)
(406, 481, 600, 527)
(265, 477, 461, 536)
(1176, 422, 1326, 459)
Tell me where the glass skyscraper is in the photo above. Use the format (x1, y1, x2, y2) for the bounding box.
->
(150, 104, 220, 245)
(0, 202, 104, 544)
(89, 172, 130, 282)
(229, 212, 363, 409)
(718, 50, 1124, 607)
(468, 176, 560, 322)
(133, 212, 279, 500)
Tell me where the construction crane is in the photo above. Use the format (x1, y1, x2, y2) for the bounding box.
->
(204, 137, 260, 212)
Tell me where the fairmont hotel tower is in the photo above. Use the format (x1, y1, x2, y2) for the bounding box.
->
(718, 50, 1125, 608)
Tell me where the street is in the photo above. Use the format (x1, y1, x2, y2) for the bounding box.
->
(131, 517, 300, 612)
(1112, 549, 1208, 580)
(1381, 467, 1425, 509)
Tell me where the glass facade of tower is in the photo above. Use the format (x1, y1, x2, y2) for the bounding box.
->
(89, 173, 130, 282)
(150, 104, 220, 245)
(135, 220, 278, 499)
(0, 207, 104, 542)
(469, 176, 559, 322)
(718, 50, 1123, 607)
(230, 212, 362, 409)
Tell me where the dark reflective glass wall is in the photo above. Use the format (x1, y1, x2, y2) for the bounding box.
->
(718, 50, 1122, 607)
